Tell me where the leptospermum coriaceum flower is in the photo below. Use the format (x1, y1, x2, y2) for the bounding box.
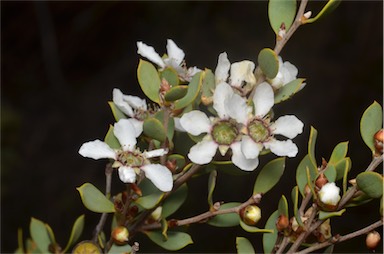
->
(112, 88, 148, 137)
(318, 182, 341, 206)
(137, 39, 200, 82)
(78, 119, 173, 192)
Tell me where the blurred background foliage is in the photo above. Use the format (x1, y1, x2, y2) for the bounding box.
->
(1, 1, 382, 253)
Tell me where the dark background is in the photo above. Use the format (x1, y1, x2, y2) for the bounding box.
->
(1, 1, 382, 253)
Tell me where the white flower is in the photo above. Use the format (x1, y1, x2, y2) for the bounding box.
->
(180, 82, 259, 171)
(79, 119, 173, 192)
(214, 52, 256, 88)
(268, 56, 298, 89)
(137, 39, 200, 82)
(318, 182, 341, 206)
(112, 88, 147, 137)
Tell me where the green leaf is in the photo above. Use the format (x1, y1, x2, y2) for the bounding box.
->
(278, 195, 289, 217)
(324, 165, 336, 183)
(63, 215, 85, 253)
(135, 192, 164, 209)
(26, 238, 41, 253)
(162, 184, 188, 218)
(108, 243, 132, 254)
(208, 170, 217, 209)
(76, 183, 115, 213)
(240, 221, 274, 234)
(258, 48, 279, 79)
(236, 237, 255, 254)
(291, 186, 303, 227)
(154, 110, 175, 143)
(104, 125, 121, 149)
(201, 69, 215, 99)
(213, 160, 252, 176)
(360, 101, 383, 154)
(108, 101, 127, 122)
(268, 0, 297, 34)
(356, 171, 383, 198)
(335, 157, 352, 181)
(137, 59, 161, 103)
(207, 202, 241, 227)
(318, 209, 345, 220)
(44, 223, 56, 244)
(308, 126, 318, 168)
(253, 157, 285, 194)
(164, 85, 188, 101)
(329, 141, 349, 165)
(274, 78, 306, 104)
(305, 0, 341, 24)
(143, 117, 166, 142)
(145, 230, 193, 251)
(30, 218, 51, 253)
(174, 71, 203, 109)
(263, 210, 279, 254)
(345, 192, 373, 208)
(160, 67, 179, 87)
(296, 154, 317, 196)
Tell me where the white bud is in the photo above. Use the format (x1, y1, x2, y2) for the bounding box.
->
(318, 182, 341, 206)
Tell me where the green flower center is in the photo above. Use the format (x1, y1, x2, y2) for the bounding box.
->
(212, 121, 238, 145)
(248, 119, 270, 142)
(118, 152, 144, 167)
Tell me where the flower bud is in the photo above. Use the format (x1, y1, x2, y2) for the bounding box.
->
(72, 241, 102, 254)
(240, 205, 261, 226)
(315, 173, 328, 189)
(374, 129, 383, 154)
(318, 182, 341, 211)
(150, 206, 163, 222)
(366, 231, 381, 250)
(111, 226, 129, 245)
(276, 215, 289, 232)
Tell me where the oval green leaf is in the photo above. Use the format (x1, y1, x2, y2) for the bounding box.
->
(145, 230, 193, 251)
(135, 192, 164, 210)
(174, 71, 203, 109)
(278, 195, 289, 217)
(104, 125, 121, 149)
(162, 184, 188, 218)
(207, 202, 241, 227)
(291, 186, 303, 227)
(318, 209, 345, 220)
(305, 0, 341, 24)
(268, 0, 297, 34)
(335, 157, 351, 181)
(240, 220, 273, 234)
(201, 69, 215, 99)
(253, 157, 285, 194)
(108, 101, 127, 122)
(77, 183, 115, 213)
(308, 126, 318, 168)
(137, 59, 161, 103)
(329, 141, 349, 165)
(30, 218, 51, 253)
(236, 237, 255, 254)
(274, 78, 306, 104)
(296, 154, 317, 196)
(160, 67, 179, 87)
(360, 101, 383, 154)
(108, 243, 132, 254)
(63, 215, 85, 253)
(356, 171, 383, 198)
(262, 210, 279, 254)
(258, 48, 279, 79)
(324, 165, 336, 183)
(164, 85, 188, 101)
(143, 117, 166, 142)
(154, 110, 175, 142)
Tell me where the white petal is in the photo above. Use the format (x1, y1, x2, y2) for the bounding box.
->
(137, 41, 165, 68)
(118, 166, 137, 183)
(282, 61, 298, 83)
(241, 136, 262, 159)
(113, 119, 137, 151)
(264, 139, 298, 157)
(141, 164, 173, 192)
(214, 52, 230, 84)
(253, 82, 274, 117)
(113, 88, 134, 117)
(231, 142, 259, 171)
(225, 93, 249, 124)
(173, 117, 186, 132)
(213, 82, 233, 119)
(166, 39, 185, 67)
(188, 140, 218, 164)
(180, 110, 211, 136)
(127, 118, 143, 138)
(230, 60, 256, 87)
(318, 182, 341, 206)
(143, 148, 168, 158)
(272, 115, 304, 139)
(123, 94, 147, 111)
(79, 140, 116, 160)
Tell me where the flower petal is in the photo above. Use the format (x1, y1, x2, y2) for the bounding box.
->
(143, 148, 168, 158)
(282, 61, 298, 84)
(214, 52, 230, 84)
(213, 82, 233, 119)
(225, 93, 249, 125)
(272, 115, 304, 139)
(241, 135, 262, 159)
(79, 140, 116, 160)
(318, 182, 341, 206)
(137, 41, 165, 68)
(141, 164, 173, 192)
(173, 117, 186, 132)
(188, 140, 218, 165)
(113, 119, 137, 151)
(123, 94, 147, 111)
(127, 118, 143, 138)
(253, 82, 274, 117)
(264, 139, 298, 157)
(180, 110, 211, 136)
(118, 166, 137, 183)
(230, 60, 256, 87)
(231, 142, 259, 171)
(166, 39, 185, 67)
(113, 88, 134, 117)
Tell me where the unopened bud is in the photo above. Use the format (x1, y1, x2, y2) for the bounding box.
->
(150, 206, 162, 222)
(366, 231, 381, 250)
(374, 129, 383, 154)
(303, 11, 312, 19)
(131, 183, 142, 197)
(240, 205, 261, 226)
(165, 159, 178, 172)
(316, 173, 328, 189)
(111, 226, 129, 245)
(276, 215, 289, 231)
(160, 78, 171, 93)
(72, 241, 102, 254)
